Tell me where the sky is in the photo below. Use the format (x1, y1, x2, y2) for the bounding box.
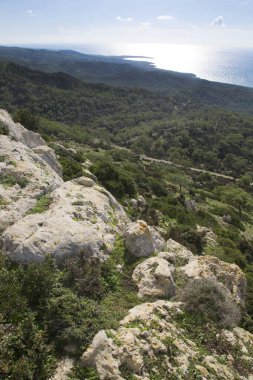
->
(0, 0, 253, 48)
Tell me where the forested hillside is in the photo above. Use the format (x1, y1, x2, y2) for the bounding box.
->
(1, 61, 253, 176)
(1, 46, 253, 113)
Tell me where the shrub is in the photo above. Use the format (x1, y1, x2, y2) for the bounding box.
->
(180, 278, 241, 328)
(0, 313, 56, 380)
(14, 108, 39, 131)
(0, 121, 8, 135)
(169, 226, 204, 255)
(45, 286, 101, 354)
(59, 156, 84, 181)
(91, 161, 137, 199)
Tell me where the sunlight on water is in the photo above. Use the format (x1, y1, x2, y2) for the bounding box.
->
(79, 43, 253, 88)
(119, 43, 212, 74)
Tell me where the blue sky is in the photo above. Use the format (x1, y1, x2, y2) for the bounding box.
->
(0, 0, 253, 48)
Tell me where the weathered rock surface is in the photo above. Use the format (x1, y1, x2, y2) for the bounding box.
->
(158, 239, 194, 265)
(181, 255, 247, 303)
(32, 145, 62, 176)
(124, 220, 165, 257)
(82, 300, 253, 379)
(50, 358, 74, 380)
(0, 111, 63, 232)
(0, 109, 62, 175)
(132, 257, 176, 298)
(2, 177, 128, 264)
(197, 225, 217, 247)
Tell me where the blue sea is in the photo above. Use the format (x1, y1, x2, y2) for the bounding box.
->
(74, 43, 253, 88)
(27, 42, 253, 88)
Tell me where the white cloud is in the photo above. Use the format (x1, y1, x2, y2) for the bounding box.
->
(210, 15, 226, 27)
(27, 10, 33, 14)
(116, 16, 133, 22)
(157, 15, 175, 21)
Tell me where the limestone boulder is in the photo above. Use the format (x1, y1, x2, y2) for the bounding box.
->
(2, 178, 128, 264)
(132, 257, 176, 298)
(124, 220, 165, 257)
(181, 256, 246, 303)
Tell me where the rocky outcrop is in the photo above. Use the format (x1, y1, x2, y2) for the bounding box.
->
(0, 109, 62, 175)
(82, 300, 253, 380)
(158, 239, 194, 265)
(181, 255, 247, 303)
(124, 220, 165, 257)
(2, 177, 128, 264)
(32, 145, 62, 176)
(0, 109, 45, 149)
(132, 257, 175, 299)
(197, 225, 217, 247)
(0, 111, 63, 232)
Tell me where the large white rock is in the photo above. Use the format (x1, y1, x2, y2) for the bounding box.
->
(124, 220, 165, 257)
(0, 109, 62, 176)
(2, 178, 128, 264)
(132, 257, 176, 298)
(0, 109, 45, 149)
(0, 136, 63, 232)
(181, 255, 247, 303)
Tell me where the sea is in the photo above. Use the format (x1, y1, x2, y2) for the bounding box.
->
(73, 43, 253, 88)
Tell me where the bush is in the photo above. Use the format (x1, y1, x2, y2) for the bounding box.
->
(45, 286, 101, 354)
(169, 226, 204, 254)
(180, 278, 241, 328)
(0, 121, 8, 135)
(14, 108, 39, 131)
(91, 161, 136, 199)
(59, 156, 84, 181)
(0, 313, 56, 380)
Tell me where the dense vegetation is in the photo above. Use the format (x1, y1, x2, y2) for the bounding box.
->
(1, 61, 253, 177)
(0, 240, 140, 379)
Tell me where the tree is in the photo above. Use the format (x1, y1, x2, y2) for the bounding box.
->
(219, 186, 252, 218)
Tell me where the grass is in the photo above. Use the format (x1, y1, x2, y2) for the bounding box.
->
(0, 173, 29, 188)
(27, 195, 52, 214)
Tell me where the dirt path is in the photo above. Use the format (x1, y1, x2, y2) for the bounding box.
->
(140, 154, 235, 181)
